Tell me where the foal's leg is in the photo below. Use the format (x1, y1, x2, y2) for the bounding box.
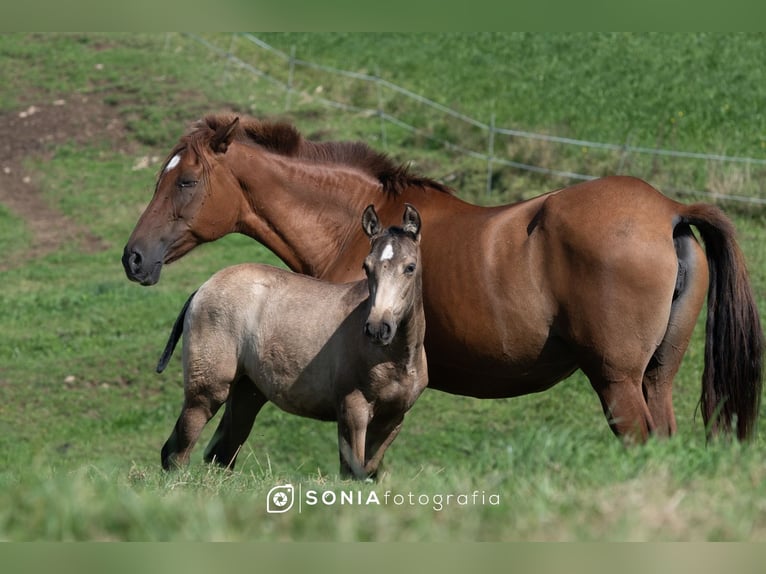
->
(337, 391, 372, 480)
(203, 377, 267, 469)
(161, 387, 229, 470)
(161, 347, 236, 470)
(362, 417, 404, 479)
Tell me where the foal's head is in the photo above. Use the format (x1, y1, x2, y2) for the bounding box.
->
(360, 204, 423, 346)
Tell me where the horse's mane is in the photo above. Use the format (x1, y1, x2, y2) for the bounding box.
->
(181, 114, 453, 196)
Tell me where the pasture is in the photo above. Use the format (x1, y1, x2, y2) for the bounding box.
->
(2, 33, 766, 541)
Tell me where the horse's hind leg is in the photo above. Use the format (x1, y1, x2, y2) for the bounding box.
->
(587, 372, 655, 442)
(203, 378, 267, 469)
(583, 287, 699, 443)
(577, 294, 673, 443)
(642, 228, 708, 437)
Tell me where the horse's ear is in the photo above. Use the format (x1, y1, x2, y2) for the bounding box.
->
(210, 117, 239, 154)
(362, 204, 382, 239)
(401, 203, 421, 239)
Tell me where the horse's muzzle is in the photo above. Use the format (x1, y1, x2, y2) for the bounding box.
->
(122, 245, 162, 286)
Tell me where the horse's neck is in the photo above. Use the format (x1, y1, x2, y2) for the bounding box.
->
(231, 145, 379, 278)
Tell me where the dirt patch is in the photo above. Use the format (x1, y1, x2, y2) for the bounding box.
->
(0, 93, 133, 270)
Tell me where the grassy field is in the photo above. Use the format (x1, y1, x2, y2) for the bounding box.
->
(1, 33, 766, 542)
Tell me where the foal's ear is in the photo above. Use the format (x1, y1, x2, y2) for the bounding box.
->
(210, 117, 240, 154)
(362, 204, 382, 238)
(401, 203, 421, 239)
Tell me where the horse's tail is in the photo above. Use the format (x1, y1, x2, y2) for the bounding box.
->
(679, 204, 763, 440)
(156, 291, 197, 374)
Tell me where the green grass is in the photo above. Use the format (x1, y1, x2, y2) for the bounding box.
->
(1, 33, 766, 541)
(0, 204, 30, 260)
(2, 435, 765, 541)
(255, 32, 766, 152)
(207, 32, 766, 204)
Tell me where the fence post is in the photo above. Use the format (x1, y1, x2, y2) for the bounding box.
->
(486, 112, 496, 196)
(285, 45, 296, 111)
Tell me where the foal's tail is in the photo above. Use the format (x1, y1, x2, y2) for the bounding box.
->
(680, 204, 763, 440)
(156, 291, 196, 374)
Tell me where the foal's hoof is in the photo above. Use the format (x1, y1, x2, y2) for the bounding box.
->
(160, 450, 185, 471)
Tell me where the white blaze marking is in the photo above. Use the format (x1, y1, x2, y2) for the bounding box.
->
(164, 153, 181, 173)
(380, 244, 394, 261)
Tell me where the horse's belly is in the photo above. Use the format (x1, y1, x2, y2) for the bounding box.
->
(424, 334, 578, 398)
(421, 216, 570, 397)
(427, 361, 578, 398)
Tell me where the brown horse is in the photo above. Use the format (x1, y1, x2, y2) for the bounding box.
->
(157, 204, 427, 477)
(123, 114, 763, 446)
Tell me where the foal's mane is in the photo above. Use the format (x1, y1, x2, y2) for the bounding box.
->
(182, 114, 453, 196)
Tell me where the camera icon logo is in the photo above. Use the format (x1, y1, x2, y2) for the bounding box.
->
(266, 484, 295, 513)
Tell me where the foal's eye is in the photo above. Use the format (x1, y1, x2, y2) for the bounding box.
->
(404, 263, 416, 275)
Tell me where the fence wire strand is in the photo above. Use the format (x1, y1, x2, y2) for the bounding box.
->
(186, 33, 766, 205)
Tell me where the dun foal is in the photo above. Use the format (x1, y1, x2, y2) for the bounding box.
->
(157, 205, 427, 479)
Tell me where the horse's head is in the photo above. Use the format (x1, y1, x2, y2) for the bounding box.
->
(122, 117, 242, 285)
(360, 204, 423, 346)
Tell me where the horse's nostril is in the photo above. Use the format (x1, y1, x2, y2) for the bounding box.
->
(124, 251, 144, 274)
(122, 247, 146, 280)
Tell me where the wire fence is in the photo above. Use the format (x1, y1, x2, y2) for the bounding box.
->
(182, 33, 766, 206)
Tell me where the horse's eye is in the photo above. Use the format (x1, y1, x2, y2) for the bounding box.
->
(177, 179, 198, 189)
(404, 263, 416, 275)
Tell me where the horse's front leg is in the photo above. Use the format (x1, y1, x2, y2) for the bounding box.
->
(337, 391, 372, 480)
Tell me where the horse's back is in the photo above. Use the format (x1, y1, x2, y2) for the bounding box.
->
(538, 176, 680, 231)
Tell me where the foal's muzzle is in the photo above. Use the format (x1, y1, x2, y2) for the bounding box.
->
(364, 320, 395, 346)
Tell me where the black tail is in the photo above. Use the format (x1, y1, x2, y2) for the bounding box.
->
(681, 204, 763, 440)
(156, 291, 197, 374)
